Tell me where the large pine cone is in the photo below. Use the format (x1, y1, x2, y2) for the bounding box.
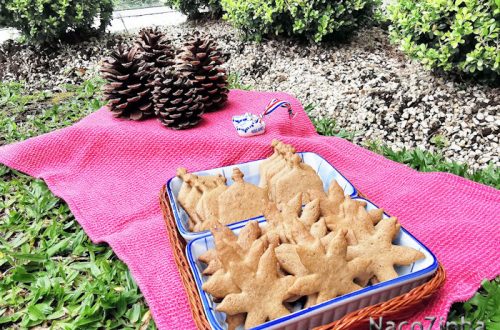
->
(135, 27, 175, 80)
(176, 32, 229, 112)
(153, 69, 205, 130)
(100, 45, 154, 120)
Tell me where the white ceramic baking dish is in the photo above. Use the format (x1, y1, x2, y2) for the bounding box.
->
(185, 198, 438, 330)
(167, 152, 358, 241)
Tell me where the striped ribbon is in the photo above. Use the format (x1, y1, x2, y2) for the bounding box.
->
(261, 98, 296, 120)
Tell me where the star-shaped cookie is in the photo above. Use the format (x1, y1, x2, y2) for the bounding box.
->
(216, 244, 296, 328)
(198, 221, 262, 275)
(202, 224, 267, 299)
(276, 230, 371, 305)
(347, 217, 425, 282)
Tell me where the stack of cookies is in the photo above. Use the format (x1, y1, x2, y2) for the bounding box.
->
(180, 140, 425, 329)
(198, 186, 425, 329)
(176, 140, 326, 232)
(176, 167, 268, 231)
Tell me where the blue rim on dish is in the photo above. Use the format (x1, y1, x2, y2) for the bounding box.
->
(167, 152, 359, 238)
(185, 201, 439, 330)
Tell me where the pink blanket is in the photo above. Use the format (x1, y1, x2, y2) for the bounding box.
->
(1, 90, 498, 329)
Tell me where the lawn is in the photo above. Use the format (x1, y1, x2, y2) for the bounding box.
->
(0, 78, 498, 328)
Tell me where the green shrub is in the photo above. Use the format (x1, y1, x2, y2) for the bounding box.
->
(2, 0, 114, 44)
(220, 0, 380, 42)
(0, 0, 11, 27)
(388, 0, 500, 78)
(163, 0, 223, 18)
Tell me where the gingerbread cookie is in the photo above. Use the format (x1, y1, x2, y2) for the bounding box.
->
(194, 177, 227, 231)
(368, 208, 385, 225)
(216, 244, 296, 329)
(299, 198, 321, 227)
(176, 168, 225, 231)
(264, 193, 324, 245)
(176, 168, 193, 208)
(226, 314, 245, 330)
(258, 139, 282, 188)
(346, 217, 425, 282)
(198, 249, 221, 276)
(308, 179, 345, 217)
(202, 223, 267, 299)
(323, 195, 374, 245)
(277, 230, 371, 304)
(198, 221, 262, 275)
(261, 141, 296, 191)
(273, 154, 324, 205)
(218, 168, 268, 225)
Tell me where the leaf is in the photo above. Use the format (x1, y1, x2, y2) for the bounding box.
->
(27, 304, 46, 321)
(47, 309, 66, 320)
(47, 237, 70, 257)
(11, 267, 36, 283)
(127, 304, 141, 324)
(11, 252, 48, 262)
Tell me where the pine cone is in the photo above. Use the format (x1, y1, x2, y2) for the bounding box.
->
(135, 27, 175, 80)
(100, 44, 154, 120)
(176, 32, 229, 112)
(153, 69, 205, 130)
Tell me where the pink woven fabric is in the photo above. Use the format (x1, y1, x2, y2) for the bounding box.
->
(1, 90, 498, 329)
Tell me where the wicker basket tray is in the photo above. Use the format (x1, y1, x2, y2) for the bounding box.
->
(159, 185, 446, 330)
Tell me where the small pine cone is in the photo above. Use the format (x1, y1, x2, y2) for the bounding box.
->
(135, 27, 175, 81)
(176, 32, 229, 112)
(153, 69, 205, 130)
(100, 44, 155, 120)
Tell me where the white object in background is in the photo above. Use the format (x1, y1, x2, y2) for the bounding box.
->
(232, 113, 266, 137)
(232, 98, 295, 137)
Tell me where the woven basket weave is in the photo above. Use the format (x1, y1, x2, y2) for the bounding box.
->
(159, 185, 446, 330)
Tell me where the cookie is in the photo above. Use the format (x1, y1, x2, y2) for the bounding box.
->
(264, 193, 323, 245)
(299, 198, 321, 227)
(276, 230, 371, 304)
(263, 153, 289, 193)
(273, 153, 324, 205)
(308, 179, 345, 217)
(202, 223, 267, 299)
(323, 195, 374, 244)
(260, 140, 296, 191)
(226, 313, 245, 330)
(368, 208, 385, 225)
(216, 244, 296, 329)
(218, 168, 268, 225)
(198, 249, 221, 276)
(258, 139, 282, 188)
(267, 151, 293, 200)
(194, 177, 227, 231)
(198, 221, 262, 275)
(346, 217, 425, 282)
(176, 168, 225, 231)
(176, 168, 193, 208)
(310, 217, 328, 239)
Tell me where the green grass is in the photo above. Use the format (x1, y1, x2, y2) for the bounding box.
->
(0, 79, 156, 329)
(448, 278, 500, 329)
(1, 79, 498, 328)
(365, 142, 499, 189)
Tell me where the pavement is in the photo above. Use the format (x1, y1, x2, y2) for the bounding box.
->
(109, 6, 186, 33)
(0, 6, 186, 44)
